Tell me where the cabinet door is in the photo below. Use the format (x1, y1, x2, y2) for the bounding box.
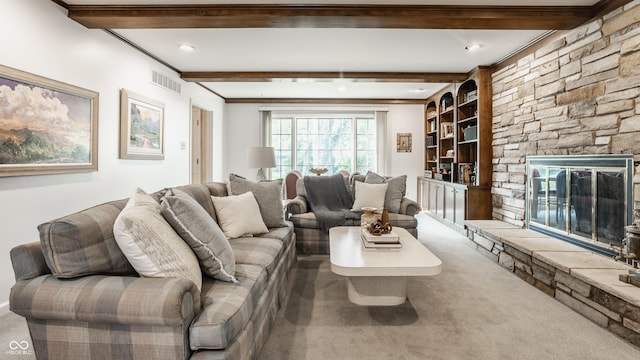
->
(428, 182, 442, 215)
(417, 179, 427, 210)
(444, 185, 455, 222)
(454, 187, 467, 227)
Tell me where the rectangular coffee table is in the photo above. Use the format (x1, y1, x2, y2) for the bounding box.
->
(329, 226, 442, 306)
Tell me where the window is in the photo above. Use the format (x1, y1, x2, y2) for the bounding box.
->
(269, 113, 378, 180)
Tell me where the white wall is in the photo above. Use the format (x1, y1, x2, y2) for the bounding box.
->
(0, 0, 225, 314)
(224, 103, 425, 199)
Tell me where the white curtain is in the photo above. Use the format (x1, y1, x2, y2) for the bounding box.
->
(259, 110, 271, 147)
(375, 110, 388, 175)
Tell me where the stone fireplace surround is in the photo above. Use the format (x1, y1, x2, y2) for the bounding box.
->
(465, 220, 640, 348)
(469, 0, 640, 349)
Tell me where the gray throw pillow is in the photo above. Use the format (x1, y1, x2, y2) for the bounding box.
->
(228, 174, 286, 228)
(161, 188, 237, 283)
(364, 172, 407, 214)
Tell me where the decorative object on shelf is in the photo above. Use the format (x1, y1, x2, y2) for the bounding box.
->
(463, 125, 478, 141)
(617, 208, 640, 287)
(120, 89, 165, 160)
(441, 122, 454, 138)
(446, 149, 454, 157)
(463, 89, 478, 103)
(360, 207, 380, 230)
(309, 167, 328, 176)
(0, 64, 99, 177)
(397, 133, 412, 152)
(424, 170, 433, 179)
(459, 163, 473, 184)
(246, 146, 276, 181)
(426, 135, 435, 147)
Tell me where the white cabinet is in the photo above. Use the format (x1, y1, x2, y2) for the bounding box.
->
(418, 177, 489, 231)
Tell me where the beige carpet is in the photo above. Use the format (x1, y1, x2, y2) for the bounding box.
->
(258, 214, 640, 360)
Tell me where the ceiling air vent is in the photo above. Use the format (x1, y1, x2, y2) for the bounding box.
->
(151, 70, 182, 94)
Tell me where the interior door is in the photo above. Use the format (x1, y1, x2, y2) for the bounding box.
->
(191, 105, 213, 184)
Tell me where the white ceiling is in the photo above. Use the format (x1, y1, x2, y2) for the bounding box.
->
(63, 0, 601, 100)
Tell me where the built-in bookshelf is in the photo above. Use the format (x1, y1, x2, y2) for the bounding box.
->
(418, 67, 492, 229)
(424, 101, 438, 178)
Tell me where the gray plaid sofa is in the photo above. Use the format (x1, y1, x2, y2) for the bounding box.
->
(286, 174, 419, 254)
(9, 182, 296, 360)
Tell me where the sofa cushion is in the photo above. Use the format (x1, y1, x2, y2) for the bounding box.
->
(289, 212, 360, 229)
(211, 192, 269, 238)
(38, 198, 135, 279)
(174, 184, 217, 219)
(190, 263, 267, 350)
(364, 172, 407, 213)
(229, 237, 284, 276)
(228, 174, 286, 228)
(259, 221, 295, 250)
(351, 181, 387, 211)
(290, 212, 415, 230)
(161, 189, 237, 283)
(114, 189, 202, 291)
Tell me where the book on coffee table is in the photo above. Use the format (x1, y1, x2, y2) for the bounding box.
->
(361, 229, 400, 243)
(360, 235, 402, 249)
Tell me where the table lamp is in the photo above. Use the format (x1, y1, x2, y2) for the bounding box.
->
(246, 146, 276, 181)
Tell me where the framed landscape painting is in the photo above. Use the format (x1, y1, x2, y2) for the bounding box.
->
(119, 89, 165, 160)
(0, 64, 98, 177)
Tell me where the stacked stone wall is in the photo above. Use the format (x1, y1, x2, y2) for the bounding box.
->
(491, 1, 640, 226)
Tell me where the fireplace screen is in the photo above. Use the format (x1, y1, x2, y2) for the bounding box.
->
(526, 155, 633, 255)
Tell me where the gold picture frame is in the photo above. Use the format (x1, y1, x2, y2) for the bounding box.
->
(397, 133, 412, 152)
(119, 89, 165, 160)
(0, 64, 98, 177)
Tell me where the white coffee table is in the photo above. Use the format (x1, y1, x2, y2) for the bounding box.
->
(329, 226, 442, 306)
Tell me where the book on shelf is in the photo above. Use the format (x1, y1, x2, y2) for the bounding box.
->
(360, 235, 402, 250)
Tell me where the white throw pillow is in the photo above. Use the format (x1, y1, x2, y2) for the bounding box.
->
(211, 192, 269, 239)
(351, 181, 388, 211)
(113, 188, 203, 291)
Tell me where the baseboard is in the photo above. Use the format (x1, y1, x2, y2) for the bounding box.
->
(0, 301, 10, 317)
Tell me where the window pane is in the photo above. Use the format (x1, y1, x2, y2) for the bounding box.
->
(272, 113, 375, 176)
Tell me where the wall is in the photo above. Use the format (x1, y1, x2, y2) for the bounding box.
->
(491, 1, 640, 226)
(225, 103, 425, 200)
(0, 0, 225, 314)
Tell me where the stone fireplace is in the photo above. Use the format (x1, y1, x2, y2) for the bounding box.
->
(526, 154, 634, 256)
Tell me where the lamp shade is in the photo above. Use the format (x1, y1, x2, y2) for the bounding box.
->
(246, 147, 276, 169)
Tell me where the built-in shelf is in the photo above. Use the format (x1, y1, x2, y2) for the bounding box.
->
(420, 67, 492, 224)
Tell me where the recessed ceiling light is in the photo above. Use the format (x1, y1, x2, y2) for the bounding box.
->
(410, 88, 426, 93)
(179, 44, 195, 52)
(465, 43, 481, 52)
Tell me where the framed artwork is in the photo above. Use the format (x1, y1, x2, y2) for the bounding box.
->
(441, 122, 454, 138)
(119, 89, 165, 160)
(397, 133, 412, 152)
(0, 64, 98, 177)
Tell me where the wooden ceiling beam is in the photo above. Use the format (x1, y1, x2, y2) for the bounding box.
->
(180, 71, 469, 83)
(67, 4, 594, 30)
(224, 98, 428, 104)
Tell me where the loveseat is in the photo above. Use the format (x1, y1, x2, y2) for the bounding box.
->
(286, 172, 419, 254)
(9, 179, 295, 360)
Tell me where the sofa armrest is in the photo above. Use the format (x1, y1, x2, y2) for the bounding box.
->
(10, 242, 51, 281)
(399, 197, 420, 216)
(286, 195, 308, 215)
(10, 275, 200, 326)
